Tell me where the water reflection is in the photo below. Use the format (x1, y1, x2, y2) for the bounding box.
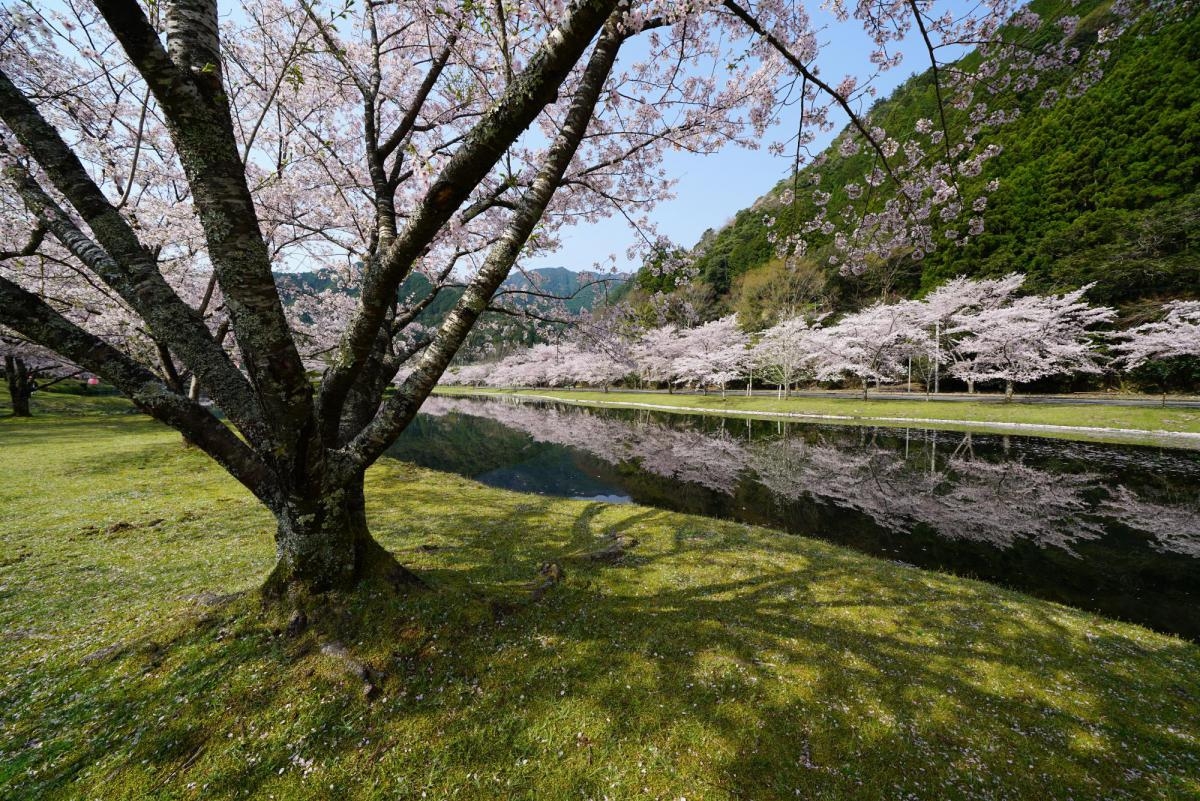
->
(392, 396, 1200, 637)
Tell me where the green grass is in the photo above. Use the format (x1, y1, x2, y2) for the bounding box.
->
(438, 386, 1200, 447)
(2, 395, 1199, 800)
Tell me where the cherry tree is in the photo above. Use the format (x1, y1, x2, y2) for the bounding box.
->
(811, 301, 920, 398)
(1110, 301, 1200, 368)
(672, 314, 749, 395)
(751, 316, 819, 398)
(631, 323, 687, 392)
(949, 285, 1115, 399)
(443, 362, 494, 387)
(568, 345, 634, 391)
(1, 332, 80, 416)
(1, 0, 805, 595)
(911, 273, 1024, 393)
(0, 0, 1134, 599)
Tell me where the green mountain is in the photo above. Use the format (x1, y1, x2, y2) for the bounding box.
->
(499, 266, 629, 314)
(681, 0, 1198, 323)
(276, 266, 629, 359)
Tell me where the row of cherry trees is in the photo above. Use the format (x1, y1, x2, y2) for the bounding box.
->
(444, 275, 1200, 398)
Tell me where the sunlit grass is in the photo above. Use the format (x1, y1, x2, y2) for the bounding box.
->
(438, 386, 1200, 448)
(1, 393, 1198, 799)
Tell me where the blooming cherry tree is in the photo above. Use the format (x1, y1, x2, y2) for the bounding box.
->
(631, 324, 687, 392)
(911, 273, 1025, 392)
(1110, 301, 1200, 368)
(672, 315, 749, 395)
(950, 285, 1115, 399)
(751, 316, 819, 398)
(810, 301, 921, 398)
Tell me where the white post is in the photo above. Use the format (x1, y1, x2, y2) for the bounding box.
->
(933, 320, 940, 395)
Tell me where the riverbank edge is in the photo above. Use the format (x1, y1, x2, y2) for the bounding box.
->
(436, 387, 1200, 449)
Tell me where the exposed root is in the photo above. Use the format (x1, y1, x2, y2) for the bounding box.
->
(569, 531, 639, 565)
(320, 641, 383, 699)
(529, 561, 565, 602)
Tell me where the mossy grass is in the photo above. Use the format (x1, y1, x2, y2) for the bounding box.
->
(438, 386, 1200, 448)
(2, 393, 1198, 799)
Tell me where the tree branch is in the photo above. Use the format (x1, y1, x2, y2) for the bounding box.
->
(0, 274, 280, 506)
(93, 0, 315, 455)
(315, 0, 623, 442)
(340, 4, 628, 472)
(722, 0, 899, 186)
(0, 73, 270, 448)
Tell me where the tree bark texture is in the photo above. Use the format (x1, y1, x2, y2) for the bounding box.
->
(4, 356, 32, 417)
(263, 473, 420, 597)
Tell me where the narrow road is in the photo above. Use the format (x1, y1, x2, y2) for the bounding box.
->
(513, 387, 1200, 409)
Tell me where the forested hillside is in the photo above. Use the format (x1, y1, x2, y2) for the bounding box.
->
(683, 0, 1198, 324)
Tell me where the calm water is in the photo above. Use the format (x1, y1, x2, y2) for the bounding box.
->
(390, 396, 1200, 639)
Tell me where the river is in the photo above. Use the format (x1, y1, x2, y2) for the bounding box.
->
(389, 395, 1200, 639)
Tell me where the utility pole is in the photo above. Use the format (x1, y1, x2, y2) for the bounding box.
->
(933, 320, 940, 395)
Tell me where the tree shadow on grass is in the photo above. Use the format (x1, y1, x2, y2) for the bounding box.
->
(3, 479, 1199, 800)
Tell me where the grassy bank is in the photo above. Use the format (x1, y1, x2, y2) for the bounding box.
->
(438, 386, 1200, 447)
(2, 396, 1198, 800)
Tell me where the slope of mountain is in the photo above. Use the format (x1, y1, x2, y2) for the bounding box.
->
(684, 0, 1198, 320)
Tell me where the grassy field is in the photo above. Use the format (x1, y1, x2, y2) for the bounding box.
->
(1, 393, 1199, 800)
(438, 386, 1200, 447)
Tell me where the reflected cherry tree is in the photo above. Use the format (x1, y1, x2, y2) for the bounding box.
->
(421, 396, 1200, 559)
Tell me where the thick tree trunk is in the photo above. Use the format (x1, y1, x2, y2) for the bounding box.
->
(5, 356, 33, 417)
(1005, 379, 1014, 402)
(263, 473, 421, 599)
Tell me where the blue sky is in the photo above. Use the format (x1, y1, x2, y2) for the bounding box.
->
(526, 5, 964, 274)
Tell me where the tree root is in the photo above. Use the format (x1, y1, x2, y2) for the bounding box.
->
(529, 561, 564, 602)
(568, 531, 639, 565)
(320, 641, 383, 699)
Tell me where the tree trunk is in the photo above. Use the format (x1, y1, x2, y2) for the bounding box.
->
(263, 473, 421, 599)
(1004, 379, 1014, 402)
(5, 356, 33, 417)
(862, 379, 869, 400)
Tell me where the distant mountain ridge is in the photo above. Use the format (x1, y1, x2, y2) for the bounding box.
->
(276, 266, 627, 310)
(275, 266, 629, 354)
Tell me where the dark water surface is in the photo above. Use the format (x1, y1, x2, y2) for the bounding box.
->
(390, 396, 1200, 639)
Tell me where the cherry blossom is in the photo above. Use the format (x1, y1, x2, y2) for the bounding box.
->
(1110, 301, 1200, 369)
